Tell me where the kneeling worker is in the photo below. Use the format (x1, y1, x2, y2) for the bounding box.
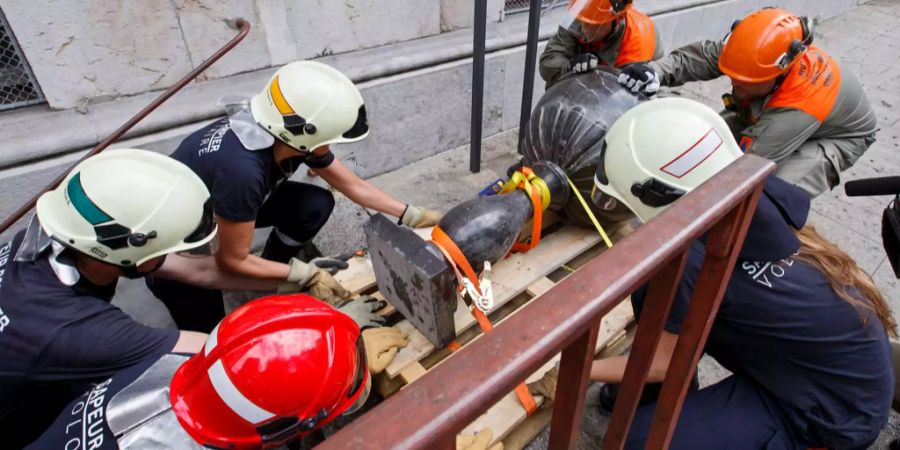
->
(148, 61, 443, 332)
(589, 97, 892, 449)
(27, 293, 408, 449)
(540, 0, 663, 88)
(0, 150, 294, 448)
(617, 7, 877, 197)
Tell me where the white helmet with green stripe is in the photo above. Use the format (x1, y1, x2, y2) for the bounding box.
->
(35, 149, 217, 267)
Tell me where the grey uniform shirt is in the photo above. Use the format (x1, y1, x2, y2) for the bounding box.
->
(649, 40, 877, 168)
(539, 11, 664, 87)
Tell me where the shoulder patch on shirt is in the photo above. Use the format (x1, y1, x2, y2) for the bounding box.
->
(738, 136, 753, 152)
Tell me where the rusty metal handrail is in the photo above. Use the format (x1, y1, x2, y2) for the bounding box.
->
(0, 19, 251, 235)
(320, 155, 775, 450)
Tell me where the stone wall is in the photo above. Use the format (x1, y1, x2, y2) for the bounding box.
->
(0, 0, 866, 241)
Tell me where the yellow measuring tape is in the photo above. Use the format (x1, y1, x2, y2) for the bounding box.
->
(565, 175, 614, 249)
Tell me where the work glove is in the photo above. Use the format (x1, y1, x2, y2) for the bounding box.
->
(527, 366, 559, 409)
(568, 53, 599, 74)
(362, 326, 408, 374)
(400, 204, 443, 228)
(617, 63, 660, 96)
(457, 428, 503, 450)
(278, 257, 351, 304)
(309, 256, 350, 275)
(336, 296, 388, 330)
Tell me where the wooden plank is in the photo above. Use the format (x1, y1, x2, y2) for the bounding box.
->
(399, 363, 428, 384)
(460, 301, 634, 445)
(333, 256, 376, 295)
(384, 226, 603, 378)
(525, 277, 556, 297)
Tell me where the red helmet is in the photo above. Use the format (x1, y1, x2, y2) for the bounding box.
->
(169, 294, 369, 449)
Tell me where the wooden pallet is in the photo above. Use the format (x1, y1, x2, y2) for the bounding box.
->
(333, 222, 636, 447)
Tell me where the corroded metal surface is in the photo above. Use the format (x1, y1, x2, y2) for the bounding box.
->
(521, 69, 644, 227)
(364, 214, 457, 347)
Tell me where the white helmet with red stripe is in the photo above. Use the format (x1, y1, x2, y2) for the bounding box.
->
(250, 61, 369, 154)
(591, 97, 744, 222)
(169, 294, 369, 449)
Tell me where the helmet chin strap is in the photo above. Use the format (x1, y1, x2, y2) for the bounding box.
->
(119, 255, 167, 280)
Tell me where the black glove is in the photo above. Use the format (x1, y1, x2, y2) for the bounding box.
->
(309, 256, 350, 275)
(617, 63, 660, 96)
(568, 53, 599, 74)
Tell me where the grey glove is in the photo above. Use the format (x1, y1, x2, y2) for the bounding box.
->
(568, 53, 599, 74)
(336, 296, 388, 330)
(617, 63, 660, 96)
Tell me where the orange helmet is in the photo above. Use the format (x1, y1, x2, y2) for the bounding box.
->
(567, 0, 632, 25)
(169, 294, 369, 449)
(719, 8, 813, 83)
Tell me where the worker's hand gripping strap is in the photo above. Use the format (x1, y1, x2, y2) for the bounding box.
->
(500, 167, 549, 253)
(429, 226, 538, 415)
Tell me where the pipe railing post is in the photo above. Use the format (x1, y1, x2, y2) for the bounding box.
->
(644, 186, 765, 449)
(517, 0, 543, 154)
(603, 251, 690, 449)
(470, 0, 488, 173)
(548, 318, 602, 449)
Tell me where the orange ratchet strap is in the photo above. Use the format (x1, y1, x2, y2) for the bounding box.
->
(430, 226, 538, 415)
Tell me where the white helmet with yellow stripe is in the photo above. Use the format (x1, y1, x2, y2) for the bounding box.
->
(250, 61, 369, 153)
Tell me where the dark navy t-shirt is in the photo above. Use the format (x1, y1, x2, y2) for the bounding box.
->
(0, 232, 179, 448)
(633, 240, 893, 449)
(24, 355, 161, 450)
(170, 118, 335, 222)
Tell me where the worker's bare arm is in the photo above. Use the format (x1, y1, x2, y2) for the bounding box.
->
(173, 330, 208, 354)
(589, 330, 678, 383)
(314, 157, 406, 217)
(210, 216, 291, 280)
(156, 252, 279, 291)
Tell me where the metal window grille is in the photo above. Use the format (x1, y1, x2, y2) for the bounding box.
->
(0, 9, 44, 112)
(504, 0, 554, 15)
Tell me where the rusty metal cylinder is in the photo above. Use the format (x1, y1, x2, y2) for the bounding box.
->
(521, 68, 645, 227)
(434, 161, 568, 269)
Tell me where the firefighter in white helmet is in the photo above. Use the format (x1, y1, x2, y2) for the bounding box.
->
(586, 98, 893, 449)
(148, 61, 443, 333)
(0, 150, 289, 448)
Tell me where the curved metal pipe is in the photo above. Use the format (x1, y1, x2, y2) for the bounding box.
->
(0, 18, 251, 235)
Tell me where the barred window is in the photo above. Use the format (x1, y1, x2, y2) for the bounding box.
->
(504, 0, 554, 15)
(0, 8, 44, 112)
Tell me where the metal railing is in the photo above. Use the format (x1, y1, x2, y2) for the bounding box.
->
(470, 0, 547, 172)
(0, 8, 44, 112)
(320, 154, 775, 449)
